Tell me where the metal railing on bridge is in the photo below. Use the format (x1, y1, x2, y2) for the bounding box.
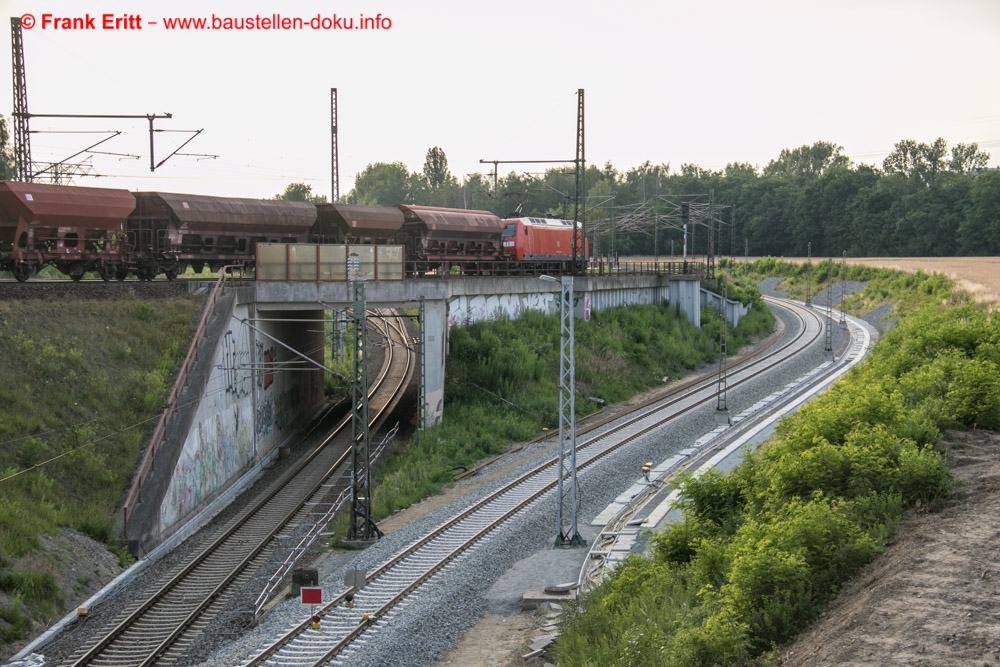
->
(590, 258, 704, 277)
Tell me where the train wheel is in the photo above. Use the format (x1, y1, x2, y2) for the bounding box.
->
(115, 269, 129, 281)
(164, 268, 178, 281)
(13, 264, 32, 282)
(99, 266, 113, 282)
(71, 273, 83, 282)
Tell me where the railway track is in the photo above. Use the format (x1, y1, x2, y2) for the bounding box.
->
(580, 303, 874, 591)
(242, 297, 826, 667)
(58, 310, 414, 667)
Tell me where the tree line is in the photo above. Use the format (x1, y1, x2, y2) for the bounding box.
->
(343, 140, 999, 258)
(3, 116, 995, 258)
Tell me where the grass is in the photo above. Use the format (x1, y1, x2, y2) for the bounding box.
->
(333, 294, 775, 537)
(0, 293, 203, 646)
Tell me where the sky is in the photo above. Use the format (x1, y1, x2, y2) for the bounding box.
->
(2, 0, 999, 201)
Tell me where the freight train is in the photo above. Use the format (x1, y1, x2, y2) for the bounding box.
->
(0, 181, 587, 281)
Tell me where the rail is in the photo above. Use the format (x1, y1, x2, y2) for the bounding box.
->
(122, 266, 247, 545)
(251, 422, 400, 617)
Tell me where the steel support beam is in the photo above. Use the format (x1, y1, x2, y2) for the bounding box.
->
(348, 281, 373, 540)
(418, 296, 427, 434)
(330, 88, 340, 203)
(10, 17, 31, 182)
(554, 275, 585, 547)
(573, 89, 585, 275)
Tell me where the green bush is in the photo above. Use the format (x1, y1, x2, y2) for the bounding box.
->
(0, 570, 63, 617)
(0, 599, 30, 643)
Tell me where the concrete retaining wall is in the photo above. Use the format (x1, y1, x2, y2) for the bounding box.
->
(131, 288, 325, 555)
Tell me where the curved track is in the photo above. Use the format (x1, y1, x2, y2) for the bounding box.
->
(243, 298, 826, 667)
(580, 303, 873, 590)
(60, 311, 414, 667)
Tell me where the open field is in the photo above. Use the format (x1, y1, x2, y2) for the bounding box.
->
(842, 257, 1000, 304)
(624, 255, 1000, 305)
(751, 256, 1000, 305)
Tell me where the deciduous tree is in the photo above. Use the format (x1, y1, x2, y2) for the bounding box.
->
(422, 146, 452, 188)
(763, 142, 850, 180)
(345, 162, 413, 206)
(0, 115, 15, 180)
(949, 142, 991, 173)
(274, 182, 327, 203)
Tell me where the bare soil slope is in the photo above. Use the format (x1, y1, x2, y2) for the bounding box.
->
(781, 430, 1000, 666)
(778, 257, 1000, 666)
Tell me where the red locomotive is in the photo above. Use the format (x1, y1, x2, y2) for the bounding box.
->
(501, 216, 587, 263)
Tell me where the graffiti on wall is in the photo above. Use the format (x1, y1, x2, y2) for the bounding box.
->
(254, 386, 299, 439)
(448, 292, 556, 327)
(162, 405, 254, 527)
(274, 387, 296, 432)
(222, 329, 253, 397)
(256, 397, 274, 437)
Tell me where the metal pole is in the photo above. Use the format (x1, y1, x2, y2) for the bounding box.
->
(610, 188, 616, 269)
(330, 88, 340, 203)
(716, 276, 731, 425)
(555, 275, 584, 547)
(654, 173, 659, 264)
(418, 296, 427, 435)
(681, 202, 689, 261)
(825, 257, 834, 352)
(10, 17, 31, 182)
(840, 251, 847, 325)
(573, 89, 585, 275)
(348, 280, 373, 541)
(805, 242, 812, 307)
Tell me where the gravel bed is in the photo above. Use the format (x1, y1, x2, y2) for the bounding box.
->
(810, 279, 868, 307)
(757, 276, 787, 297)
(187, 303, 853, 667)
